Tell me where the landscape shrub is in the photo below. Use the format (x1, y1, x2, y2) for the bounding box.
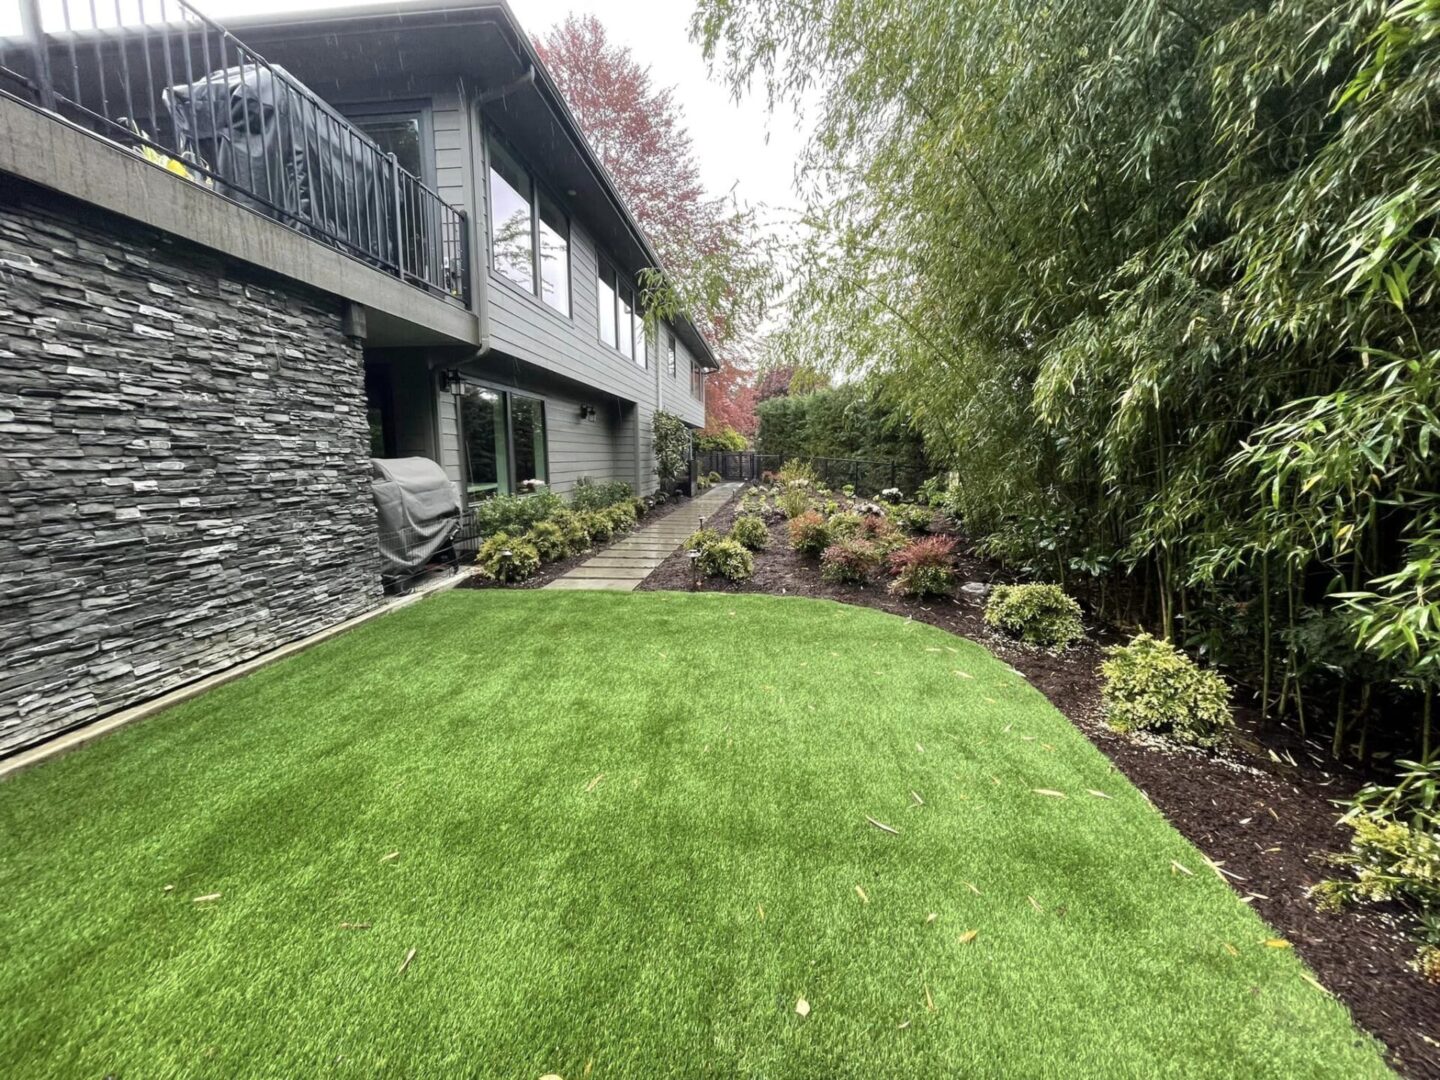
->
(582, 510, 615, 544)
(550, 509, 591, 553)
(820, 537, 884, 584)
(827, 511, 864, 541)
(888, 536, 957, 597)
(1100, 633, 1233, 747)
(632, 497, 649, 520)
(685, 528, 722, 554)
(652, 411, 690, 485)
(603, 501, 637, 532)
(525, 520, 570, 563)
(729, 514, 770, 551)
(778, 483, 812, 519)
(698, 474, 714, 491)
(984, 583, 1085, 649)
(857, 513, 906, 553)
(475, 532, 540, 583)
(787, 511, 831, 556)
(471, 491, 564, 536)
(776, 458, 818, 486)
(1314, 759, 1440, 980)
(698, 537, 755, 581)
(570, 477, 634, 512)
(707, 471, 723, 484)
(892, 503, 935, 534)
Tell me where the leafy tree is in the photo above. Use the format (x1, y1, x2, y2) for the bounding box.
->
(693, 0, 1440, 759)
(536, 14, 774, 436)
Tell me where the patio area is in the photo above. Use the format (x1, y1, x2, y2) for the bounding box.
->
(0, 591, 1386, 1077)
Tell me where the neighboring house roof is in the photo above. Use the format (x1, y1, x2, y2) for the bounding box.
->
(230, 0, 720, 371)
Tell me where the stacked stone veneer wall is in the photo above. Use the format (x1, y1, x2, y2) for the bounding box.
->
(0, 177, 383, 756)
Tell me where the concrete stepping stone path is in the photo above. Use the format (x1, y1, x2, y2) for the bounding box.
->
(544, 483, 741, 591)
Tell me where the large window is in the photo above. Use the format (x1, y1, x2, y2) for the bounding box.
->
(487, 137, 571, 317)
(691, 360, 704, 399)
(488, 140, 534, 293)
(598, 260, 644, 366)
(459, 386, 548, 500)
(538, 193, 570, 316)
(666, 331, 677, 377)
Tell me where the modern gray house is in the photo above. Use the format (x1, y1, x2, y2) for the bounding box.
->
(0, 0, 715, 755)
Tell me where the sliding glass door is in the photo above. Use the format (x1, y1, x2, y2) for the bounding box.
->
(459, 385, 548, 500)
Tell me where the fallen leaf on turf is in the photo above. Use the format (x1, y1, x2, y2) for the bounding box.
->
(585, 1060, 593, 1078)
(1223, 943, 1239, 957)
(380, 851, 400, 863)
(925, 647, 943, 653)
(193, 893, 221, 903)
(398, 947, 416, 974)
(959, 929, 979, 944)
(795, 997, 811, 1018)
(757, 904, 765, 922)
(1301, 973, 1331, 995)
(924, 984, 936, 1013)
(910, 790, 925, 806)
(162, 884, 174, 892)
(584, 773, 605, 793)
(1086, 789, 1112, 799)
(1262, 938, 1292, 949)
(1032, 788, 1066, 799)
(855, 885, 870, 904)
(340, 922, 371, 930)
(953, 670, 974, 680)
(925, 912, 938, 925)
(1020, 735, 1037, 742)
(946, 646, 957, 654)
(965, 882, 981, 896)
(866, 816, 900, 835)
(916, 743, 925, 754)
(1170, 860, 1194, 876)
(1027, 896, 1043, 913)
(898, 1019, 911, 1029)
(540, 1074, 563, 1080)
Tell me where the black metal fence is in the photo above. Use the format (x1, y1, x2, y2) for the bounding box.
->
(697, 451, 922, 496)
(1, 0, 469, 303)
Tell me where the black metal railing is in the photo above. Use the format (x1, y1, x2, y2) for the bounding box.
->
(0, 0, 469, 304)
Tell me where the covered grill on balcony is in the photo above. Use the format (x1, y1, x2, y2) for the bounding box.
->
(0, 0, 469, 306)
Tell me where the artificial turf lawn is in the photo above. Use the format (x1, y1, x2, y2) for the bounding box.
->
(0, 591, 1388, 1078)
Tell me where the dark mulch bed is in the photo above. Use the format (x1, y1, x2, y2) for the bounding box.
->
(638, 487, 1440, 1078)
(458, 491, 700, 591)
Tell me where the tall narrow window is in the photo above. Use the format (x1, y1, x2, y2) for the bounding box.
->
(461, 388, 509, 499)
(691, 361, 704, 398)
(618, 286, 634, 361)
(510, 396, 548, 487)
(488, 140, 534, 293)
(633, 305, 647, 368)
(666, 332, 677, 377)
(538, 193, 570, 316)
(598, 264, 617, 348)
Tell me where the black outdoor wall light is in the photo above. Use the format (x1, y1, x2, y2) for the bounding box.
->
(579, 404, 598, 422)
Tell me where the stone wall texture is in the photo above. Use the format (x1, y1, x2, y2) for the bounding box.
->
(0, 176, 383, 755)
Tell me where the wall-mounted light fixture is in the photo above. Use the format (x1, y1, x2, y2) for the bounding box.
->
(440, 369, 465, 395)
(579, 404, 598, 422)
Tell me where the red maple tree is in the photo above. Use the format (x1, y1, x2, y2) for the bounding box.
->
(535, 14, 762, 437)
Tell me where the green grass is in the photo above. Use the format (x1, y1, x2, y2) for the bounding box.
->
(0, 591, 1387, 1078)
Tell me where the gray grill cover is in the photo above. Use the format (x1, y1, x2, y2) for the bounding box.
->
(371, 458, 460, 580)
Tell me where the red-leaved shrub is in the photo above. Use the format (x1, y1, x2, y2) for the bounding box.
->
(888, 536, 958, 597)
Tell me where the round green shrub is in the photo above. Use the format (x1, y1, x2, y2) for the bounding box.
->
(983, 583, 1084, 648)
(550, 509, 590, 553)
(604, 501, 637, 532)
(729, 514, 770, 551)
(525, 520, 569, 562)
(892, 503, 935, 534)
(698, 537, 754, 581)
(684, 528, 721, 553)
(820, 538, 883, 584)
(1101, 633, 1233, 748)
(475, 531, 540, 583)
(787, 511, 830, 556)
(827, 511, 865, 541)
(582, 511, 615, 543)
